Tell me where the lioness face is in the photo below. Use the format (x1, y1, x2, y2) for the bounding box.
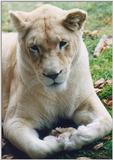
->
(10, 4, 87, 90)
(24, 22, 77, 90)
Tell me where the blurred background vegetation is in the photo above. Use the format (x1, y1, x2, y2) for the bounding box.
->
(2, 1, 112, 159)
(2, 1, 112, 35)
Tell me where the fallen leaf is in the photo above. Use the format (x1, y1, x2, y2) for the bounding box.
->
(99, 83, 106, 88)
(2, 154, 14, 159)
(102, 99, 112, 107)
(103, 17, 112, 25)
(102, 95, 112, 106)
(103, 135, 112, 141)
(94, 78, 105, 88)
(107, 100, 112, 106)
(106, 79, 112, 85)
(93, 142, 103, 150)
(95, 88, 102, 93)
(84, 30, 99, 38)
(93, 35, 112, 57)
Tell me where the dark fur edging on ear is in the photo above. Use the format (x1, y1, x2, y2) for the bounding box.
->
(62, 9, 87, 31)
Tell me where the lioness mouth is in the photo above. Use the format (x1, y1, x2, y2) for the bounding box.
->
(49, 82, 63, 87)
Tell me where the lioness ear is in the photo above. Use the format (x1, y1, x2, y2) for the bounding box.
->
(62, 9, 87, 31)
(9, 10, 30, 32)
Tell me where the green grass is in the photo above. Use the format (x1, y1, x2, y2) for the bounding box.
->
(89, 47, 112, 81)
(2, 1, 112, 35)
(2, 1, 112, 159)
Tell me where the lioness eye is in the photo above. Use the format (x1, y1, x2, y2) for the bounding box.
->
(29, 45, 40, 57)
(59, 41, 68, 49)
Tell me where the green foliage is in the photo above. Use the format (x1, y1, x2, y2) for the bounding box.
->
(90, 48, 112, 81)
(2, 1, 112, 35)
(99, 85, 112, 99)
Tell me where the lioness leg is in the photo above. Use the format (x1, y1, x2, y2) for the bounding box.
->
(3, 118, 63, 158)
(58, 94, 112, 150)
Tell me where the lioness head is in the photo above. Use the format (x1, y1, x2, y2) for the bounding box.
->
(10, 4, 87, 91)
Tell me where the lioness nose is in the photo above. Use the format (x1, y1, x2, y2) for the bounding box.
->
(43, 70, 62, 80)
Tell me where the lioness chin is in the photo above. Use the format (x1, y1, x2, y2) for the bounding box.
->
(2, 4, 112, 159)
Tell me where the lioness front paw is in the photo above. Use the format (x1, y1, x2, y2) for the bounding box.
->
(44, 135, 64, 151)
(51, 127, 77, 151)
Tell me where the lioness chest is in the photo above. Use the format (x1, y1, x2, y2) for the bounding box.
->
(14, 82, 79, 129)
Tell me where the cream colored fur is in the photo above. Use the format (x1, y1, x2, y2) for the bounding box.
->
(2, 4, 112, 158)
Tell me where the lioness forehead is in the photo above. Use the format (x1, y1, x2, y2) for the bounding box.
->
(27, 18, 69, 48)
(26, 5, 70, 48)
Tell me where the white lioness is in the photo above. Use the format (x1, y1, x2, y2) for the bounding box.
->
(2, 4, 112, 158)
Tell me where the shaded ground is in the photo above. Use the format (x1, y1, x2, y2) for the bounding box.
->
(2, 118, 112, 159)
